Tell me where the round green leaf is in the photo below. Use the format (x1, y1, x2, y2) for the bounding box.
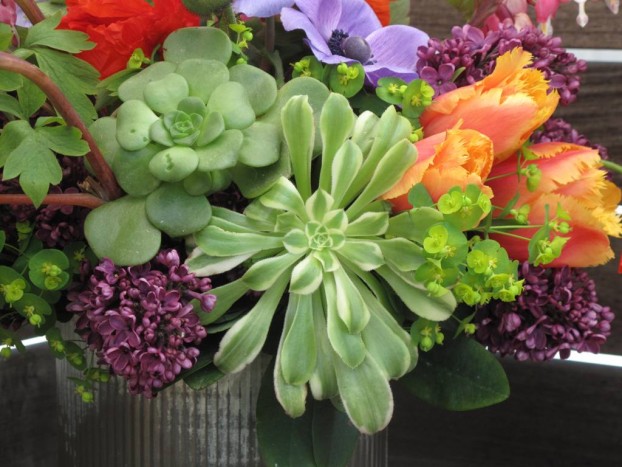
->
(229, 63, 278, 116)
(163, 27, 232, 65)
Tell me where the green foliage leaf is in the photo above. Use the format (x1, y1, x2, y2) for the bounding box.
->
(36, 125, 89, 156)
(183, 363, 225, 390)
(0, 23, 12, 51)
(0, 231, 5, 253)
(17, 77, 46, 118)
(25, 13, 95, 53)
(33, 47, 99, 122)
(0, 92, 23, 119)
(401, 336, 510, 410)
(311, 400, 360, 467)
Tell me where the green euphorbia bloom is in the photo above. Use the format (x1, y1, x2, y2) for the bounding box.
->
(188, 94, 458, 433)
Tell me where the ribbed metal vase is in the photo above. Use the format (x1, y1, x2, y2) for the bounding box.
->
(56, 354, 387, 467)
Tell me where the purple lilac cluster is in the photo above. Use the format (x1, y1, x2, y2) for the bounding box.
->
(416, 24, 587, 105)
(67, 249, 215, 397)
(531, 117, 609, 161)
(475, 262, 614, 361)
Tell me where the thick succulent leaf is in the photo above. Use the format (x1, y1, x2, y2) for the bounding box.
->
(345, 211, 388, 237)
(259, 177, 307, 220)
(194, 225, 282, 257)
(346, 139, 417, 219)
(243, 253, 302, 291)
(230, 144, 292, 199)
(214, 274, 289, 373)
(163, 27, 232, 64)
(229, 63, 278, 116)
(176, 58, 229, 102)
(283, 229, 310, 255)
(118, 62, 177, 102)
(185, 247, 253, 277)
(337, 240, 384, 272)
(323, 278, 366, 368)
(309, 294, 339, 400)
(243, 199, 279, 226)
(210, 206, 273, 233)
(334, 354, 393, 434)
(374, 238, 425, 272)
(350, 111, 379, 154)
(377, 265, 455, 321)
(407, 207, 446, 242)
(318, 93, 356, 192)
(276, 212, 306, 233)
(238, 121, 281, 167)
(361, 308, 411, 379)
(305, 189, 334, 223)
(313, 250, 340, 273)
(333, 268, 370, 334)
(330, 141, 363, 207)
(282, 95, 315, 200)
(290, 255, 324, 295)
(280, 293, 317, 385)
(198, 278, 250, 325)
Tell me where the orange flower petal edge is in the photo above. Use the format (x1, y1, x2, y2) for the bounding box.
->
(366, 0, 391, 26)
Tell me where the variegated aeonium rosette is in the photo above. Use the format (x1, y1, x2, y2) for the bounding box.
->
(187, 91, 522, 433)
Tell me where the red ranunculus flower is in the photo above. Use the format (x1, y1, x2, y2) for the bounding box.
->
(59, 0, 200, 79)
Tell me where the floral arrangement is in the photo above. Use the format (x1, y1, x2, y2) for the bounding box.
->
(0, 0, 620, 464)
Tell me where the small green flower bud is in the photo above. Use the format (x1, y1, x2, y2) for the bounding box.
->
(0, 347, 12, 359)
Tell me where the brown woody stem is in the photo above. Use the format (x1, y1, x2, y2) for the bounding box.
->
(13, 0, 45, 25)
(0, 193, 104, 209)
(0, 52, 122, 201)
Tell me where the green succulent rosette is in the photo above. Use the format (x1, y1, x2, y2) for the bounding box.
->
(83, 27, 329, 265)
(188, 93, 459, 433)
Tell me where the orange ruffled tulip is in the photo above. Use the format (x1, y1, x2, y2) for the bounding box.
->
(382, 128, 495, 211)
(420, 48, 559, 163)
(366, 0, 391, 26)
(486, 142, 622, 267)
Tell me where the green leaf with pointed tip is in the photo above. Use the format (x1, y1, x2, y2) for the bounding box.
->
(214, 274, 289, 374)
(257, 359, 315, 467)
(84, 196, 161, 266)
(290, 255, 323, 294)
(374, 238, 424, 272)
(280, 293, 317, 385)
(347, 139, 417, 218)
(338, 240, 384, 272)
(194, 225, 282, 257)
(17, 77, 46, 119)
(333, 268, 370, 334)
(163, 27, 232, 64)
(319, 93, 356, 191)
(345, 212, 388, 237)
(401, 336, 510, 410)
(351, 111, 379, 154)
(324, 278, 366, 369)
(377, 266, 455, 321)
(334, 354, 393, 434)
(282, 95, 315, 200)
(36, 125, 89, 156)
(0, 92, 23, 119)
(305, 189, 334, 223)
(185, 248, 253, 277)
(330, 141, 363, 207)
(243, 253, 302, 291)
(25, 12, 95, 53)
(276, 212, 306, 233)
(259, 177, 307, 220)
(313, 250, 340, 273)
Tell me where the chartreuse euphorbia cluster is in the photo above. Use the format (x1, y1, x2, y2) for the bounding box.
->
(85, 27, 324, 266)
(187, 92, 521, 433)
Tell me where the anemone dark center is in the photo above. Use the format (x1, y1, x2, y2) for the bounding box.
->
(328, 29, 372, 64)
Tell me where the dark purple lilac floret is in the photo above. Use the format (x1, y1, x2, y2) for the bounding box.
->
(475, 262, 615, 361)
(416, 24, 587, 105)
(66, 249, 215, 397)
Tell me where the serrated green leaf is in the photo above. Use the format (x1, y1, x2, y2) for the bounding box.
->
(0, 92, 24, 119)
(17, 77, 46, 118)
(33, 48, 98, 123)
(3, 136, 62, 207)
(401, 336, 510, 410)
(35, 125, 89, 156)
(25, 13, 95, 53)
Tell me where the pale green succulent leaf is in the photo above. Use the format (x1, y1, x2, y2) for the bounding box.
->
(323, 209, 348, 231)
(334, 354, 393, 434)
(338, 240, 384, 272)
(214, 274, 289, 373)
(332, 268, 370, 334)
(283, 229, 309, 255)
(361, 308, 411, 379)
(346, 139, 417, 219)
(324, 279, 366, 369)
(275, 212, 306, 233)
(309, 294, 338, 400)
(290, 255, 324, 295)
(407, 207, 444, 242)
(259, 177, 307, 220)
(345, 211, 389, 237)
(280, 293, 317, 385)
(305, 189, 334, 223)
(351, 110, 379, 155)
(198, 278, 250, 325)
(377, 265, 455, 321)
(244, 199, 279, 226)
(319, 93, 356, 191)
(211, 206, 273, 233)
(374, 238, 425, 272)
(313, 250, 340, 272)
(243, 253, 302, 291)
(186, 247, 253, 277)
(195, 226, 282, 257)
(330, 140, 363, 207)
(282, 95, 315, 200)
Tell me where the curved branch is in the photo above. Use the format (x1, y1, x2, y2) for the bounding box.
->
(0, 52, 123, 201)
(0, 193, 104, 209)
(13, 0, 45, 25)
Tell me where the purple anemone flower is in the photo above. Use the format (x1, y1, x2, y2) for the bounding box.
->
(281, 0, 429, 86)
(233, 0, 293, 17)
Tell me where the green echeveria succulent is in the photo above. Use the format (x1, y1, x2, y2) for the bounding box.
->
(187, 94, 459, 434)
(84, 27, 329, 265)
